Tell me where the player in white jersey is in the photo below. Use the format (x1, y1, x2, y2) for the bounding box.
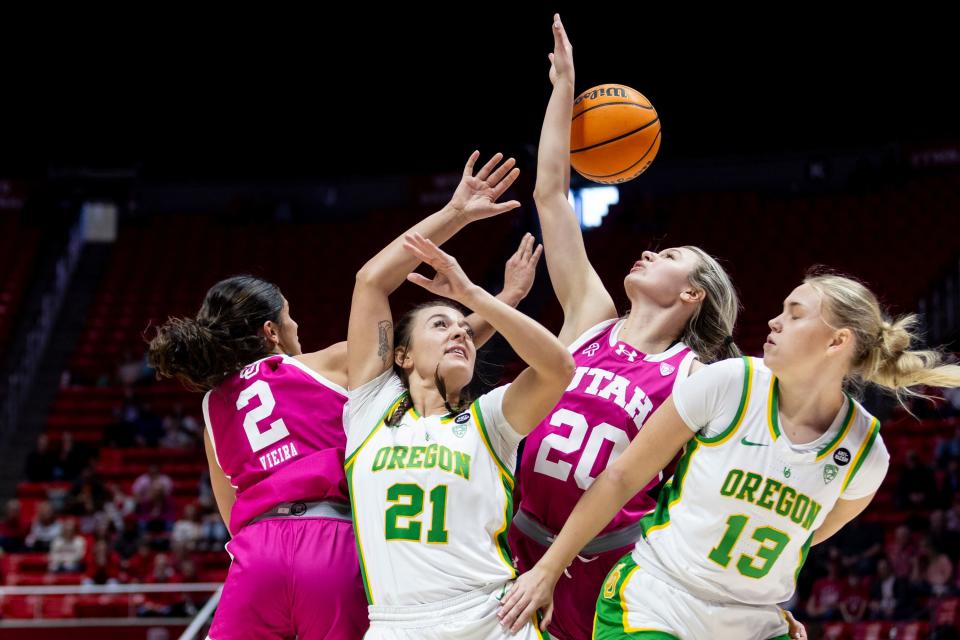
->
(346, 151, 575, 639)
(501, 271, 960, 639)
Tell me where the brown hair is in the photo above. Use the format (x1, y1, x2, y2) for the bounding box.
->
(147, 275, 284, 391)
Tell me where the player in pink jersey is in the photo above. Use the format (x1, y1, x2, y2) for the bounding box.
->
(147, 236, 541, 638)
(504, 15, 742, 640)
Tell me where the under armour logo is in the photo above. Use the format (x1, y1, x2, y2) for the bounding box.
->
(615, 344, 638, 362)
(660, 362, 675, 377)
(582, 342, 600, 357)
(240, 362, 261, 379)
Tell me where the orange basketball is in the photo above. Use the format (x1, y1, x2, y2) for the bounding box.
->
(570, 84, 661, 184)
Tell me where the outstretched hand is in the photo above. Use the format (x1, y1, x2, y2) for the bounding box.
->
(502, 233, 543, 303)
(404, 232, 477, 303)
(448, 151, 521, 223)
(547, 13, 574, 87)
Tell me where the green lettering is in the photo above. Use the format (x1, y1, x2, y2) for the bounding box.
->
(720, 469, 745, 497)
(453, 451, 471, 480)
(791, 494, 810, 525)
(735, 472, 763, 503)
(424, 444, 438, 468)
(387, 446, 410, 470)
(756, 478, 782, 511)
(775, 486, 796, 517)
(407, 446, 426, 469)
(438, 446, 452, 472)
(371, 447, 391, 471)
(802, 500, 822, 530)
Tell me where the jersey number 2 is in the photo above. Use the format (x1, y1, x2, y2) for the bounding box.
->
(236, 380, 291, 453)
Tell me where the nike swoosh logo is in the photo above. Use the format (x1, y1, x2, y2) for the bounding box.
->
(740, 437, 768, 447)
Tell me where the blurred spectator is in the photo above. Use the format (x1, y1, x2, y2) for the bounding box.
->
(806, 562, 845, 621)
(48, 519, 86, 572)
(85, 539, 121, 585)
(928, 510, 960, 561)
(54, 431, 90, 481)
(25, 501, 62, 551)
(198, 470, 215, 511)
(927, 553, 953, 596)
(132, 464, 173, 502)
(200, 509, 229, 551)
(869, 558, 909, 620)
(839, 571, 870, 623)
(124, 542, 155, 582)
(886, 525, 918, 579)
(936, 425, 960, 467)
(944, 388, 960, 418)
(66, 465, 109, 516)
(171, 504, 203, 553)
(137, 486, 176, 537)
(942, 458, 960, 506)
(159, 415, 193, 448)
(115, 515, 142, 559)
(103, 484, 137, 532)
(830, 517, 884, 575)
(0, 498, 26, 552)
(904, 555, 932, 612)
(25, 434, 57, 482)
(896, 450, 938, 509)
(135, 402, 164, 447)
(117, 349, 149, 387)
(146, 553, 181, 584)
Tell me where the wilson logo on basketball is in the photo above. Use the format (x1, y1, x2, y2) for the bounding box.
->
(574, 86, 627, 105)
(570, 83, 661, 185)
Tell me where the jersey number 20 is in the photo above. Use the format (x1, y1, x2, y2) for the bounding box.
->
(533, 408, 630, 489)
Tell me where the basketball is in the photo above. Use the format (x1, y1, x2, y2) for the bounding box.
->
(570, 84, 661, 184)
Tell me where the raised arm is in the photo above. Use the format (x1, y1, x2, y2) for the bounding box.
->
(405, 233, 574, 434)
(348, 153, 521, 389)
(466, 233, 543, 348)
(498, 397, 694, 631)
(298, 234, 540, 386)
(534, 14, 616, 345)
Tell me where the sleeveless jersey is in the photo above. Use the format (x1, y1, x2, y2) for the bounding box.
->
(635, 356, 888, 605)
(516, 319, 697, 535)
(345, 370, 521, 606)
(202, 354, 349, 534)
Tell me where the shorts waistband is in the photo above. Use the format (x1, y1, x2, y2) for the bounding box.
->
(512, 508, 642, 556)
(368, 582, 505, 626)
(248, 500, 351, 526)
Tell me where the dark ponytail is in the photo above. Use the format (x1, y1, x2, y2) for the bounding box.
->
(147, 275, 284, 391)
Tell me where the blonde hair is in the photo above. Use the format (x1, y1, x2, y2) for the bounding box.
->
(805, 270, 960, 400)
(680, 246, 741, 363)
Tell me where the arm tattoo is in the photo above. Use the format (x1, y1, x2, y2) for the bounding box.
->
(377, 321, 393, 366)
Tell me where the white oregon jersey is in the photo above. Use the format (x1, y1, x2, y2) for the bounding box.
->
(635, 356, 887, 605)
(345, 371, 519, 607)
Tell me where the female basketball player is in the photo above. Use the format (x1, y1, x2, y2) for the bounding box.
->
(147, 224, 541, 636)
(345, 151, 574, 639)
(500, 271, 960, 639)
(507, 15, 741, 640)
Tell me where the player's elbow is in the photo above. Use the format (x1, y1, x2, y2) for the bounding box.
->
(355, 262, 386, 291)
(533, 184, 564, 205)
(556, 351, 576, 382)
(600, 464, 635, 501)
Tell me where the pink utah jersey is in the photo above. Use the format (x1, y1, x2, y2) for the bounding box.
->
(202, 354, 349, 534)
(516, 319, 697, 535)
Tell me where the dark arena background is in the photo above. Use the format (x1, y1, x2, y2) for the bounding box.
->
(0, 5, 958, 639)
